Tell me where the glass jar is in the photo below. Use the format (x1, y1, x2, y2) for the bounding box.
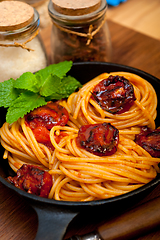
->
(18, 0, 51, 28)
(0, 1, 48, 82)
(48, 0, 112, 64)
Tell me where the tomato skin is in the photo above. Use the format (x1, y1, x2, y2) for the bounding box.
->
(25, 101, 69, 130)
(25, 101, 69, 148)
(92, 75, 135, 114)
(8, 164, 52, 198)
(32, 126, 50, 144)
(135, 127, 160, 157)
(76, 123, 119, 156)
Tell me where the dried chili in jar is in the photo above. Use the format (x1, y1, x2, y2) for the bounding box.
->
(48, 0, 112, 63)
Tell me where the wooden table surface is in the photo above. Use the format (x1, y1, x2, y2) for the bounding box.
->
(107, 0, 160, 41)
(1, 20, 160, 240)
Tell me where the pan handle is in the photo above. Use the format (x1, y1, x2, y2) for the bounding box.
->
(31, 204, 79, 240)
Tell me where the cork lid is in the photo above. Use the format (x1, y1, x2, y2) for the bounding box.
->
(52, 0, 101, 16)
(0, 1, 34, 31)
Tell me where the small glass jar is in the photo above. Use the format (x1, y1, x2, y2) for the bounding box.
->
(0, 1, 48, 82)
(48, 0, 112, 64)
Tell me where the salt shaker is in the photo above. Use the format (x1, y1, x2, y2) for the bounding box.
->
(48, 0, 112, 63)
(0, 1, 48, 82)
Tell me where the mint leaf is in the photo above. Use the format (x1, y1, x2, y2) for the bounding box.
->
(40, 74, 82, 100)
(40, 75, 61, 97)
(35, 61, 73, 86)
(6, 91, 46, 124)
(0, 61, 82, 124)
(14, 72, 39, 93)
(61, 76, 82, 97)
(47, 75, 82, 100)
(0, 79, 19, 107)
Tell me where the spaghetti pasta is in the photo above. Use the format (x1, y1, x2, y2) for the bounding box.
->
(0, 71, 160, 201)
(65, 72, 157, 130)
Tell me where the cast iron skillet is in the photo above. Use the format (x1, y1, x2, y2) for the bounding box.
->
(0, 62, 160, 240)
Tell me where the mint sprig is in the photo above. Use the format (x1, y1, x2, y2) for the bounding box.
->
(0, 61, 82, 124)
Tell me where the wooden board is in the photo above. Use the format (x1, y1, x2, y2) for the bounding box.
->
(107, 0, 160, 40)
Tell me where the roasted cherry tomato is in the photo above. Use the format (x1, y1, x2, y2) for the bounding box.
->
(25, 101, 69, 130)
(92, 75, 136, 114)
(25, 102, 69, 148)
(135, 127, 160, 157)
(8, 164, 52, 198)
(76, 123, 119, 156)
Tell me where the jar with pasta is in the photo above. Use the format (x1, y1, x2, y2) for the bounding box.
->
(0, 0, 48, 82)
(48, 0, 112, 63)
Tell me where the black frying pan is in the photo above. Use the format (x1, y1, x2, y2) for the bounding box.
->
(0, 62, 160, 240)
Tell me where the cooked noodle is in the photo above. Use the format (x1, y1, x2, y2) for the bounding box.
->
(0, 72, 160, 201)
(65, 72, 157, 130)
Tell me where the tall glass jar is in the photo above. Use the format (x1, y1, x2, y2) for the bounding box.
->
(48, 0, 112, 63)
(0, 1, 48, 82)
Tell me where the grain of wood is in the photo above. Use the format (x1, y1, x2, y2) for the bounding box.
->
(107, 0, 160, 40)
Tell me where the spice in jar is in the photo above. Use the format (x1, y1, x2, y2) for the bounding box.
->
(0, 1, 48, 82)
(48, 0, 112, 63)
